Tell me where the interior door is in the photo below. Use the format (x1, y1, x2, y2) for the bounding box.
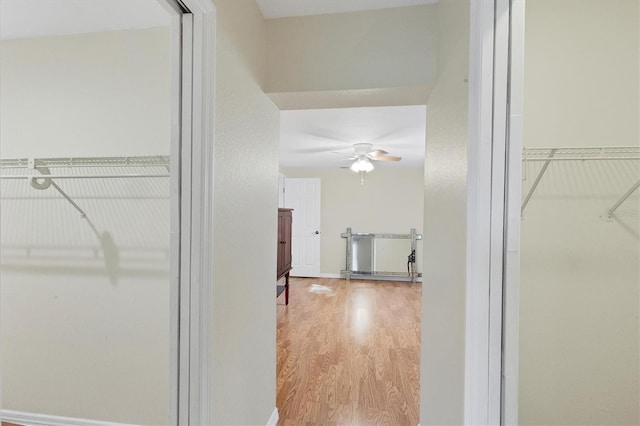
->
(284, 178, 321, 277)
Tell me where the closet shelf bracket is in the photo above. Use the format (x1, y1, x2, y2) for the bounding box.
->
(521, 148, 557, 215)
(50, 180, 87, 218)
(27, 159, 88, 218)
(605, 179, 640, 221)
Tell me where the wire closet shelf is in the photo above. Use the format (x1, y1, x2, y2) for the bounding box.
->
(521, 146, 640, 219)
(0, 155, 171, 218)
(0, 155, 170, 180)
(522, 146, 640, 162)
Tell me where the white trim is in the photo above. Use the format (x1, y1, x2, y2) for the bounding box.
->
(159, 1, 183, 423)
(488, 0, 511, 421)
(1, 410, 138, 426)
(318, 273, 342, 279)
(266, 408, 279, 426)
(464, 0, 496, 424)
(317, 273, 423, 282)
(502, 0, 526, 424)
(158, 0, 216, 424)
(156, 0, 184, 16)
(465, 0, 521, 424)
(178, 12, 195, 425)
(177, 1, 216, 424)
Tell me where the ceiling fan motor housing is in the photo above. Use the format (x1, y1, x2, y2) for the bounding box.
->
(353, 142, 374, 155)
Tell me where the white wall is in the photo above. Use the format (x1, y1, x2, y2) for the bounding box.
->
(210, 0, 280, 424)
(281, 167, 424, 275)
(0, 27, 172, 424)
(419, 0, 469, 424)
(265, 5, 438, 94)
(520, 1, 640, 425)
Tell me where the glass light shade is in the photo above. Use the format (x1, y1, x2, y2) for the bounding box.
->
(350, 158, 374, 173)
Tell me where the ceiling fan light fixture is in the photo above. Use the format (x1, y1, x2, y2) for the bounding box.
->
(350, 157, 374, 173)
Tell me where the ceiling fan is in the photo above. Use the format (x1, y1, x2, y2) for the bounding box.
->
(346, 143, 402, 173)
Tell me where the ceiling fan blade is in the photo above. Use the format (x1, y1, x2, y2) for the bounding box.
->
(372, 155, 402, 162)
(297, 129, 349, 143)
(291, 145, 348, 154)
(367, 149, 401, 162)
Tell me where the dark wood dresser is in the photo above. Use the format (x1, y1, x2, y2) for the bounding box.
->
(277, 208, 293, 304)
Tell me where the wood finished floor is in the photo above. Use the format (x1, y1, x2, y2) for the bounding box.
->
(276, 277, 421, 426)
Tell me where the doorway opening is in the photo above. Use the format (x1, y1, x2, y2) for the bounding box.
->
(267, 2, 467, 424)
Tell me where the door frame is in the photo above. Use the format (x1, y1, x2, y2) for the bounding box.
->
(465, 0, 524, 424)
(159, 0, 216, 424)
(502, 1, 525, 423)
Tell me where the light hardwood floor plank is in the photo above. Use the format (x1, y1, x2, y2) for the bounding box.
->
(276, 277, 421, 426)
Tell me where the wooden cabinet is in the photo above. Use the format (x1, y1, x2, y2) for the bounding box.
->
(277, 208, 293, 304)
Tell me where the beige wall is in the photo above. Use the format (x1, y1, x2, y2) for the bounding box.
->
(1, 28, 172, 424)
(520, 1, 640, 425)
(265, 5, 437, 94)
(1, 3, 283, 424)
(210, 0, 280, 424)
(0, 28, 170, 158)
(419, 0, 469, 424)
(281, 167, 424, 275)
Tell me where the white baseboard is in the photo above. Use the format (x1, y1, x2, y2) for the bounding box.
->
(266, 407, 279, 426)
(318, 272, 422, 283)
(318, 273, 342, 279)
(318, 272, 423, 282)
(3, 408, 281, 426)
(1, 410, 138, 426)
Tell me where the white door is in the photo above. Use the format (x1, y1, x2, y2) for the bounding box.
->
(284, 178, 321, 277)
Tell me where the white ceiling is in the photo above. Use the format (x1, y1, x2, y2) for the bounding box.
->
(279, 106, 426, 169)
(258, 1, 433, 170)
(256, 0, 438, 19)
(0, 0, 170, 41)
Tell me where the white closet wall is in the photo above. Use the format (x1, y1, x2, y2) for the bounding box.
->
(0, 27, 172, 424)
(520, 1, 639, 425)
